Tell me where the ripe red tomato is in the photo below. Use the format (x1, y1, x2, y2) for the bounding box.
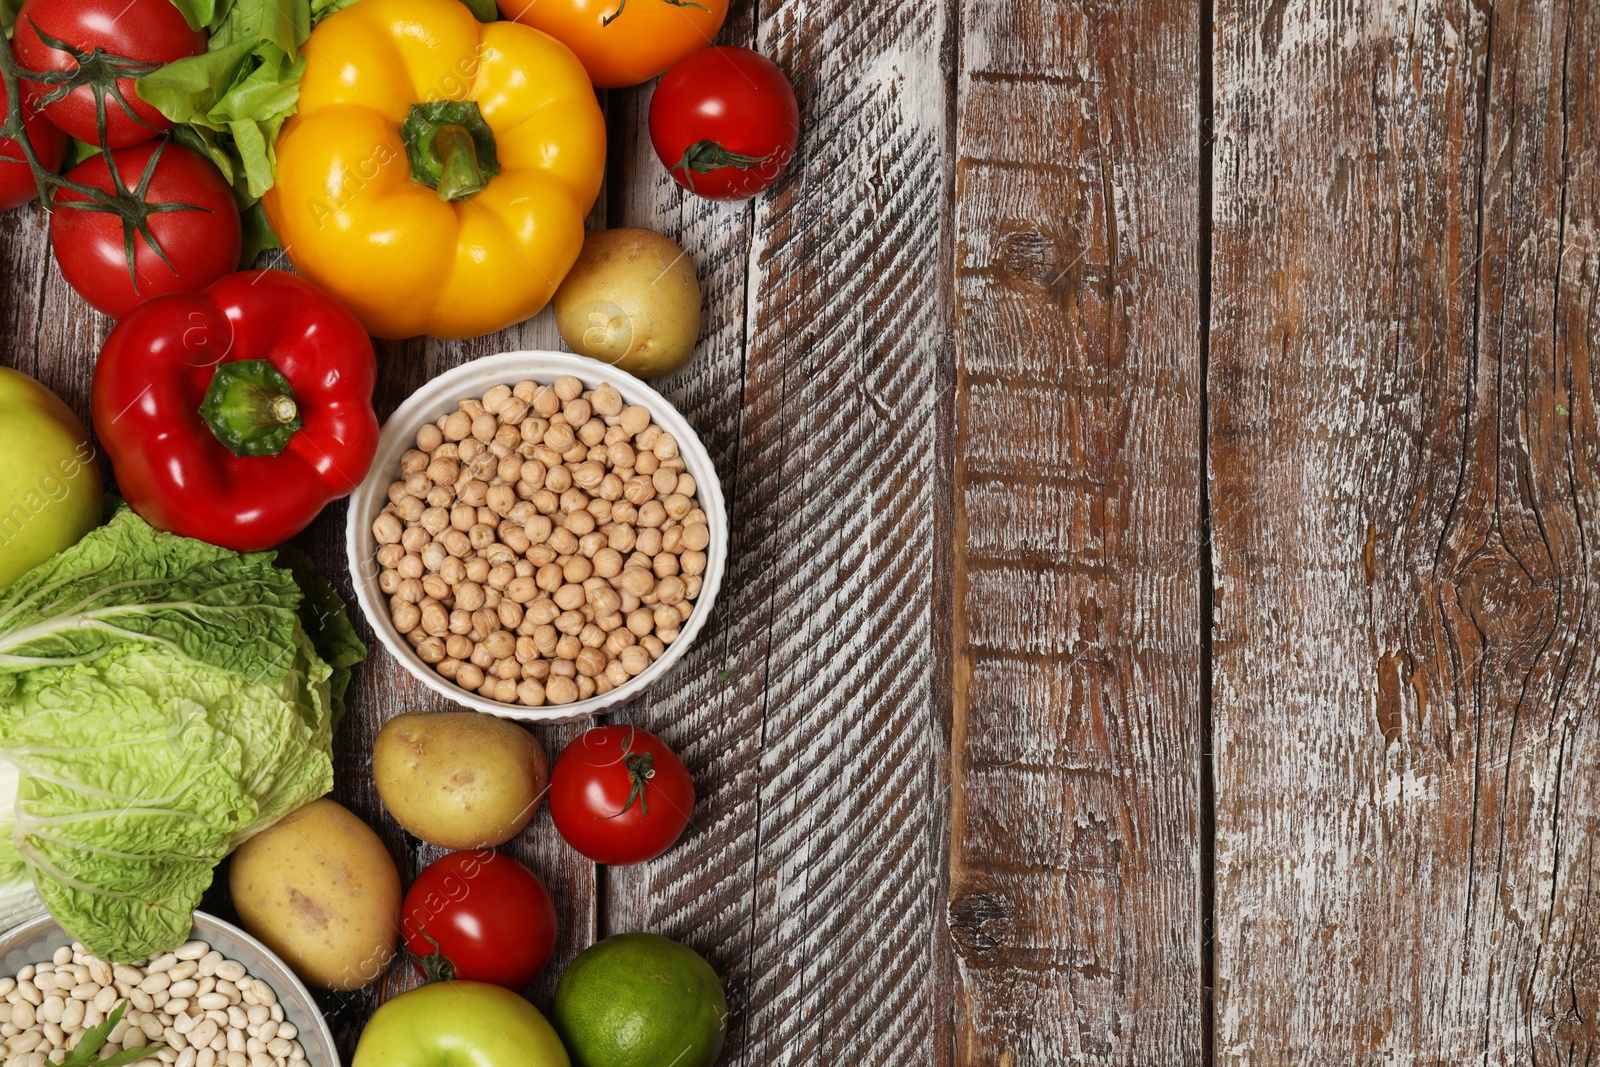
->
(0, 76, 66, 212)
(649, 46, 800, 201)
(51, 141, 240, 318)
(12, 0, 205, 148)
(549, 726, 695, 866)
(401, 851, 558, 990)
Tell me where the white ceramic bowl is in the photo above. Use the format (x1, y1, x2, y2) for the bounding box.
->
(347, 351, 729, 723)
(0, 912, 339, 1066)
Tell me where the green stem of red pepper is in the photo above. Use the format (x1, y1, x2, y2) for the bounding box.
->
(199, 360, 303, 458)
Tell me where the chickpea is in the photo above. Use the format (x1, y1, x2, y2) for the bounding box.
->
(456, 663, 485, 690)
(483, 630, 517, 659)
(501, 524, 533, 554)
(569, 646, 604, 678)
(469, 524, 498, 552)
(427, 485, 456, 508)
(553, 583, 587, 613)
(517, 679, 547, 707)
(470, 644, 496, 670)
(636, 450, 660, 476)
(641, 635, 666, 660)
(533, 625, 559, 656)
(683, 575, 702, 599)
(500, 398, 530, 424)
(550, 658, 577, 679)
(499, 600, 524, 630)
(681, 550, 707, 576)
(626, 608, 655, 637)
(546, 676, 579, 705)
(549, 527, 579, 556)
(374, 513, 403, 545)
(651, 468, 678, 496)
(616, 405, 648, 435)
(565, 509, 597, 537)
(635, 527, 664, 557)
(609, 524, 638, 554)
(554, 610, 585, 637)
(656, 576, 687, 606)
(544, 422, 576, 454)
(378, 543, 406, 569)
(536, 563, 564, 593)
(620, 567, 656, 598)
(618, 646, 651, 676)
(590, 384, 623, 417)
(588, 498, 614, 525)
(427, 457, 460, 486)
(660, 526, 685, 555)
(417, 423, 444, 452)
(623, 477, 655, 506)
(637, 501, 667, 529)
(545, 465, 573, 493)
(421, 600, 451, 636)
(599, 473, 625, 501)
(379, 570, 403, 595)
(578, 418, 608, 447)
(392, 602, 421, 633)
(653, 553, 680, 579)
(564, 556, 594, 584)
(555, 634, 582, 661)
(532, 489, 560, 515)
(605, 629, 637, 657)
(438, 658, 462, 680)
(528, 599, 561, 625)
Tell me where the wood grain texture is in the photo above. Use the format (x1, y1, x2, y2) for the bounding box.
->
(608, 0, 955, 1061)
(948, 2, 1204, 1064)
(1210, 0, 1600, 1061)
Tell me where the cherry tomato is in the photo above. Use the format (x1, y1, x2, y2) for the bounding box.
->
(0, 76, 66, 212)
(51, 141, 241, 318)
(12, 0, 205, 148)
(497, 0, 728, 89)
(549, 726, 695, 866)
(401, 851, 559, 990)
(649, 46, 799, 201)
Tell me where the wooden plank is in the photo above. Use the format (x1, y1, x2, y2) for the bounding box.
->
(1210, 0, 1600, 1060)
(578, 0, 955, 1062)
(594, 2, 769, 1060)
(949, 1, 1204, 1064)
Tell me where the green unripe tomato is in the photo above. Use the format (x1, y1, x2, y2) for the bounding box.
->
(0, 368, 101, 588)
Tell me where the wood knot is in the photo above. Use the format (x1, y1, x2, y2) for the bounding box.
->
(948, 889, 1011, 954)
(1457, 548, 1553, 646)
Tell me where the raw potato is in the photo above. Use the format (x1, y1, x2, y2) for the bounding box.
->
(374, 711, 550, 848)
(229, 799, 401, 992)
(553, 228, 702, 378)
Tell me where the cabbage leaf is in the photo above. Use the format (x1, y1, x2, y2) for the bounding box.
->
(0, 507, 362, 961)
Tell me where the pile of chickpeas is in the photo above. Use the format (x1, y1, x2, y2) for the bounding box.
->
(373, 376, 709, 707)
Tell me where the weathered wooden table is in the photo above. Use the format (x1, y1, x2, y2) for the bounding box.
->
(4, 0, 1597, 1062)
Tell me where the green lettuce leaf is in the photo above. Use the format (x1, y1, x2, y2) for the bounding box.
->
(0, 507, 362, 961)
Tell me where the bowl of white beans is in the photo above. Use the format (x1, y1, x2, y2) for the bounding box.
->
(346, 351, 729, 723)
(0, 911, 338, 1067)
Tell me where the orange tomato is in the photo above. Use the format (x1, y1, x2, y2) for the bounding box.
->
(496, 0, 729, 88)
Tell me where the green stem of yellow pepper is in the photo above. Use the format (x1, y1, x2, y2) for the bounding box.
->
(401, 102, 502, 203)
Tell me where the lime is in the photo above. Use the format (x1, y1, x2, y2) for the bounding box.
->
(552, 933, 728, 1067)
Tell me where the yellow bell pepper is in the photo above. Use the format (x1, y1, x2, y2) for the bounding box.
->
(264, 0, 606, 341)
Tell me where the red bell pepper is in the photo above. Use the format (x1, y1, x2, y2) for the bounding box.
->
(92, 270, 380, 552)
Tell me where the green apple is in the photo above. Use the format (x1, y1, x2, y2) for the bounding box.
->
(352, 981, 569, 1067)
(0, 368, 102, 588)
